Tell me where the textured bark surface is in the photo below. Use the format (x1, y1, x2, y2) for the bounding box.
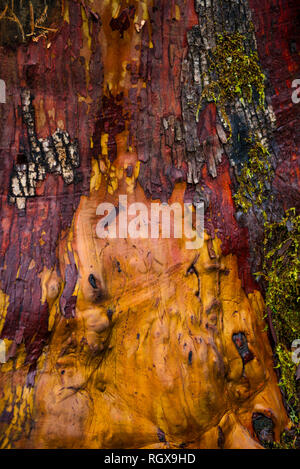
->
(0, 0, 299, 449)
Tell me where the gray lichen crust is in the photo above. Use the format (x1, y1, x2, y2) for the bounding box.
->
(178, 0, 277, 182)
(9, 89, 80, 210)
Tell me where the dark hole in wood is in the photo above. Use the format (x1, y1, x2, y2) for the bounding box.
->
(252, 412, 274, 448)
(107, 309, 114, 320)
(232, 332, 254, 365)
(88, 274, 97, 289)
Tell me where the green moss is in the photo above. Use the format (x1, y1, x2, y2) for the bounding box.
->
(275, 345, 299, 416)
(273, 426, 300, 449)
(209, 32, 265, 105)
(234, 138, 273, 212)
(260, 209, 300, 431)
(262, 208, 300, 346)
(197, 32, 266, 136)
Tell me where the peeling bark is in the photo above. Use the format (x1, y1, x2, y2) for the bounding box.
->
(0, 0, 299, 449)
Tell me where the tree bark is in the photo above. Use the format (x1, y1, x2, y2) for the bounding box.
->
(0, 0, 299, 449)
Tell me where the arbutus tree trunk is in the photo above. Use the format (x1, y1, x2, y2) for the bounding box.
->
(0, 0, 299, 449)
